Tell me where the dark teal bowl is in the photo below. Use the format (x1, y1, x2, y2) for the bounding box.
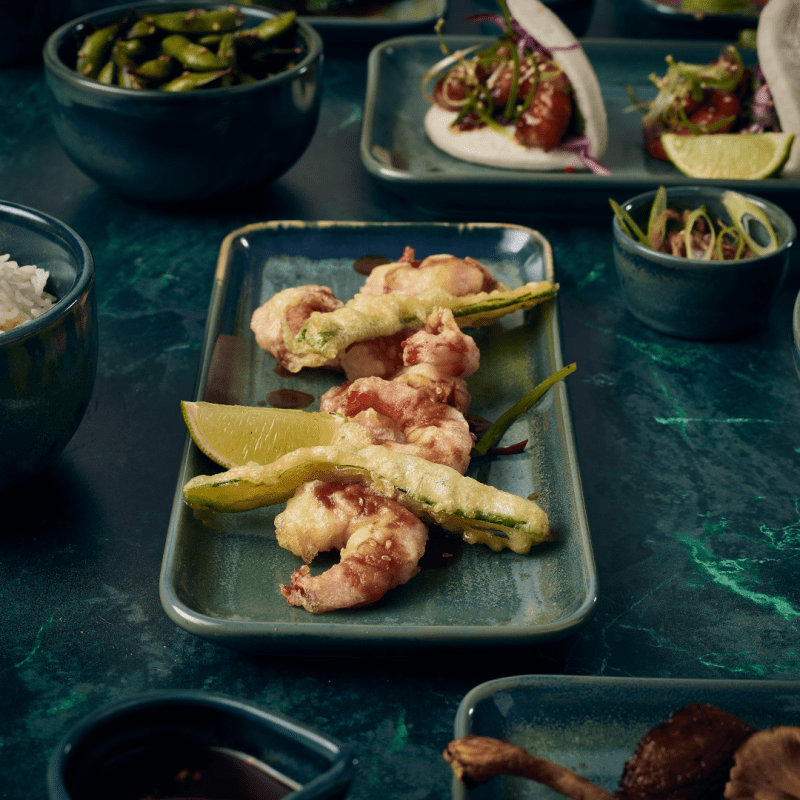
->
(47, 690, 355, 800)
(0, 201, 97, 491)
(42, 2, 323, 203)
(612, 186, 796, 340)
(793, 289, 800, 379)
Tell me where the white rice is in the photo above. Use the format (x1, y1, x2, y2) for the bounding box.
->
(0, 253, 56, 333)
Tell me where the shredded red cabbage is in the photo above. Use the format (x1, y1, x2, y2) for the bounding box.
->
(743, 66, 779, 133)
(560, 136, 611, 175)
(465, 11, 580, 59)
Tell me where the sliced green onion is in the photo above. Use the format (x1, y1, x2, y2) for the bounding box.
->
(474, 363, 576, 456)
(722, 190, 779, 257)
(610, 199, 649, 247)
(683, 205, 715, 260)
(715, 225, 747, 261)
(647, 185, 669, 247)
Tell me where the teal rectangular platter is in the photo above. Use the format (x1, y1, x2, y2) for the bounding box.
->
(452, 674, 800, 799)
(160, 221, 596, 655)
(361, 38, 800, 216)
(298, 0, 446, 42)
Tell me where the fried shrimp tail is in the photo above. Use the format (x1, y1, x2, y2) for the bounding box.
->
(277, 481, 428, 613)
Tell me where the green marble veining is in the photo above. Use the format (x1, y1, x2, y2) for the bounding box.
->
(2, 3, 800, 797)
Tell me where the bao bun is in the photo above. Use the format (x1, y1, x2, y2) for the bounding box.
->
(757, 0, 800, 177)
(424, 0, 608, 171)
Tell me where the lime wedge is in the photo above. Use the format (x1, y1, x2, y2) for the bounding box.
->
(181, 401, 345, 469)
(183, 444, 551, 554)
(661, 132, 796, 180)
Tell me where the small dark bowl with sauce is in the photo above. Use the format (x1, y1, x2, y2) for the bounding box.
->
(48, 690, 355, 800)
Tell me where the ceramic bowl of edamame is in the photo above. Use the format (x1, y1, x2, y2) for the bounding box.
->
(43, 2, 323, 203)
(611, 186, 796, 340)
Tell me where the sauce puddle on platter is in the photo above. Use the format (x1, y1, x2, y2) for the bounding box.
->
(71, 744, 300, 800)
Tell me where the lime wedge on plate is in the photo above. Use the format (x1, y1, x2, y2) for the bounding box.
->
(661, 132, 795, 179)
(181, 401, 345, 469)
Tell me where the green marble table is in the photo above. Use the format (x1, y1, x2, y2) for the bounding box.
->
(2, 1, 800, 798)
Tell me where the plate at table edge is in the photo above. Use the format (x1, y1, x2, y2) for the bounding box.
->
(360, 37, 800, 216)
(793, 288, 800, 380)
(637, 0, 765, 19)
(159, 220, 596, 655)
(295, 0, 445, 37)
(451, 674, 800, 800)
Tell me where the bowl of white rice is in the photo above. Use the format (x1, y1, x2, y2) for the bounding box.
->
(0, 200, 97, 490)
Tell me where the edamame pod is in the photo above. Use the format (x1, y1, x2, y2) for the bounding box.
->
(251, 11, 296, 42)
(76, 23, 120, 77)
(135, 54, 175, 82)
(160, 68, 231, 91)
(118, 65, 147, 89)
(149, 8, 244, 33)
(97, 60, 116, 84)
(161, 34, 228, 70)
(111, 38, 144, 67)
(125, 19, 157, 39)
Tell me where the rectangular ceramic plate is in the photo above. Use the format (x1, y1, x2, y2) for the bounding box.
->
(638, 0, 765, 18)
(297, 0, 446, 41)
(160, 221, 596, 655)
(452, 675, 800, 799)
(361, 38, 800, 216)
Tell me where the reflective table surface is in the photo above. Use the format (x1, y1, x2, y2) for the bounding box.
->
(2, 1, 799, 797)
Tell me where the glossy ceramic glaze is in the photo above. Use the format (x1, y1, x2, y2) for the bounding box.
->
(42, 2, 323, 203)
(451, 675, 800, 800)
(0, 201, 97, 491)
(793, 289, 800, 379)
(161, 221, 596, 654)
(612, 186, 796, 340)
(47, 690, 355, 800)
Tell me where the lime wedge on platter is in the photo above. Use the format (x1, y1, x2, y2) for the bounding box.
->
(661, 132, 796, 180)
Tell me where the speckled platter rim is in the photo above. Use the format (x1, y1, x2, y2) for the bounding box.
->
(160, 220, 597, 655)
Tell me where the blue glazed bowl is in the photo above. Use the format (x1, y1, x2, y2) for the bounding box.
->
(47, 690, 356, 800)
(43, 2, 323, 203)
(0, 201, 97, 491)
(612, 186, 796, 340)
(793, 289, 800, 380)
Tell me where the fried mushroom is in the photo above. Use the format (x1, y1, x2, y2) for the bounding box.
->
(725, 726, 800, 800)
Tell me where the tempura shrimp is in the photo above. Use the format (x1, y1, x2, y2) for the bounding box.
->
(361, 249, 502, 297)
(391, 308, 480, 412)
(250, 285, 343, 372)
(338, 308, 480, 413)
(322, 375, 475, 474)
(339, 330, 410, 381)
(277, 481, 429, 613)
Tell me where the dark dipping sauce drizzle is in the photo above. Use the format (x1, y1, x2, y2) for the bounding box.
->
(267, 388, 315, 409)
(353, 254, 391, 276)
(71, 745, 297, 800)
